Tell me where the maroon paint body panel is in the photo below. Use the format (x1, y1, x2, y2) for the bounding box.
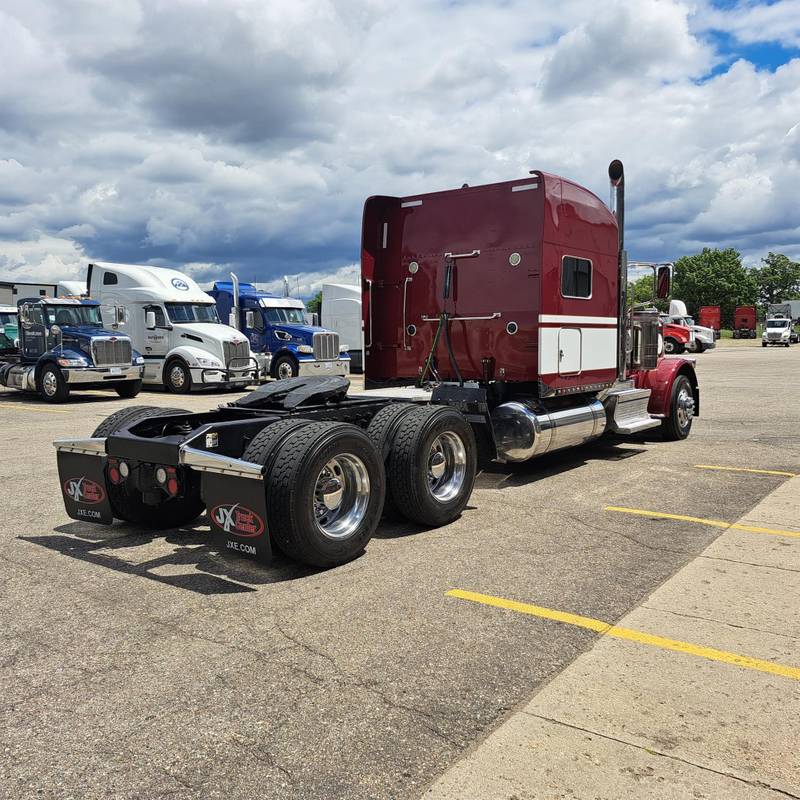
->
(362, 172, 619, 389)
(698, 305, 721, 332)
(734, 305, 757, 331)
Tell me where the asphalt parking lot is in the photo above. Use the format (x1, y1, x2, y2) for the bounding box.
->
(2, 342, 799, 799)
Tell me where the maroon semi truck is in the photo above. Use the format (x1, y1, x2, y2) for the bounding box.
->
(699, 306, 721, 339)
(54, 161, 699, 569)
(733, 305, 757, 338)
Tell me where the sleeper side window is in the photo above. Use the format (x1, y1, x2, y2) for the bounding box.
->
(103, 272, 118, 285)
(561, 256, 592, 299)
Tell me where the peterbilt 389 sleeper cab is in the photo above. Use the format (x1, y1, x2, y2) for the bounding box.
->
(54, 160, 698, 569)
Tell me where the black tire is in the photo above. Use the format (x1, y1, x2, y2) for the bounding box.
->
(366, 403, 420, 519)
(661, 375, 694, 441)
(115, 379, 142, 398)
(258, 421, 384, 568)
(91, 405, 202, 526)
(750, 331, 757, 339)
(762, 342, 767, 347)
(272, 353, 299, 380)
(164, 358, 192, 393)
(663, 337, 684, 355)
(695, 341, 704, 353)
(388, 406, 477, 527)
(732, 330, 739, 339)
(37, 364, 69, 403)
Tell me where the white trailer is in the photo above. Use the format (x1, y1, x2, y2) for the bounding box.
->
(321, 283, 363, 372)
(88, 262, 257, 393)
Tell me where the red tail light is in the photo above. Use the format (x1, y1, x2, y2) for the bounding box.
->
(108, 459, 122, 485)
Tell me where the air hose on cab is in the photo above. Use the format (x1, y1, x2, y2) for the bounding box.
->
(417, 256, 464, 387)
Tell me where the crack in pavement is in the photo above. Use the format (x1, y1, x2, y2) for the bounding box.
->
(641, 604, 800, 642)
(524, 713, 800, 799)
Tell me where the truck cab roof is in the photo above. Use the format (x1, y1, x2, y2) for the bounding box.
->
(18, 297, 100, 307)
(210, 281, 305, 310)
(88, 261, 214, 304)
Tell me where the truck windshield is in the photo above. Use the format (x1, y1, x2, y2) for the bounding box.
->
(165, 303, 220, 324)
(44, 304, 103, 327)
(264, 307, 306, 325)
(767, 319, 789, 328)
(0, 312, 16, 326)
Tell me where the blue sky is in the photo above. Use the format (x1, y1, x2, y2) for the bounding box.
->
(1, 0, 799, 297)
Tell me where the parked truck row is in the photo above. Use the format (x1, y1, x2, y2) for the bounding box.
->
(0, 264, 351, 402)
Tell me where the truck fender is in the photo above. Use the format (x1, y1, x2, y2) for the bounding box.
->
(634, 358, 699, 418)
(34, 356, 63, 381)
(166, 345, 222, 368)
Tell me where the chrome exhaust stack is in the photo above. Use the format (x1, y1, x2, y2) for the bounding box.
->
(491, 399, 606, 463)
(609, 159, 628, 382)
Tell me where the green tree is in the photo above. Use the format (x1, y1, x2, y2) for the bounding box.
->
(672, 248, 757, 328)
(306, 290, 322, 315)
(754, 252, 800, 305)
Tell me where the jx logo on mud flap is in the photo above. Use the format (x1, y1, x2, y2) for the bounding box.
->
(211, 503, 265, 537)
(63, 476, 106, 504)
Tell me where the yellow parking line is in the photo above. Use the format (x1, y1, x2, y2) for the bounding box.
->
(604, 505, 800, 539)
(695, 464, 797, 478)
(0, 403, 70, 414)
(447, 589, 800, 681)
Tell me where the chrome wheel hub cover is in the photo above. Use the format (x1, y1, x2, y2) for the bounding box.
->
(313, 455, 370, 540)
(427, 432, 467, 503)
(676, 387, 694, 428)
(42, 371, 57, 396)
(170, 365, 186, 387)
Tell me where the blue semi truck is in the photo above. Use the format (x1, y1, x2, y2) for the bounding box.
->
(0, 296, 144, 402)
(209, 278, 349, 380)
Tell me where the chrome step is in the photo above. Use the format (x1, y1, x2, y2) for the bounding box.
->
(603, 387, 661, 434)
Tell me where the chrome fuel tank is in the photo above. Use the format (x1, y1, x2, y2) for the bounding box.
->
(491, 398, 606, 462)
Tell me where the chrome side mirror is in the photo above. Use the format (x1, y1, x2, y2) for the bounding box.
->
(145, 311, 157, 330)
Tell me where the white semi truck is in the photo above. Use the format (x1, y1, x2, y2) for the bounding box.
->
(88, 262, 258, 392)
(321, 283, 363, 372)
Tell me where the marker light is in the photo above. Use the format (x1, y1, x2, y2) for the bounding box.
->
(119, 461, 130, 478)
(155, 467, 168, 485)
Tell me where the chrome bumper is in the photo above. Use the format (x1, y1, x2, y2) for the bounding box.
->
(53, 437, 107, 455)
(64, 365, 143, 384)
(297, 359, 349, 377)
(179, 445, 264, 480)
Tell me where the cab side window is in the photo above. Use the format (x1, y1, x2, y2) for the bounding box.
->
(251, 308, 264, 331)
(561, 256, 592, 299)
(144, 305, 166, 327)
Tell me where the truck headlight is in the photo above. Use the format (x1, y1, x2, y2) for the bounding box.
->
(195, 357, 222, 367)
(57, 357, 89, 367)
(297, 345, 313, 354)
(135, 355, 145, 365)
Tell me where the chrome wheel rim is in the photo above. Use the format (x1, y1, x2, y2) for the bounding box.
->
(313, 454, 370, 540)
(664, 340, 674, 354)
(42, 370, 57, 396)
(277, 361, 294, 379)
(170, 365, 186, 388)
(427, 431, 467, 503)
(676, 386, 694, 429)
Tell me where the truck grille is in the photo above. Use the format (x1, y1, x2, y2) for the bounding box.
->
(92, 338, 132, 367)
(223, 339, 250, 368)
(767, 331, 782, 340)
(313, 332, 339, 361)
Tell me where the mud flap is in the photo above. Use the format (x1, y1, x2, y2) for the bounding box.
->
(202, 473, 272, 563)
(57, 452, 113, 525)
